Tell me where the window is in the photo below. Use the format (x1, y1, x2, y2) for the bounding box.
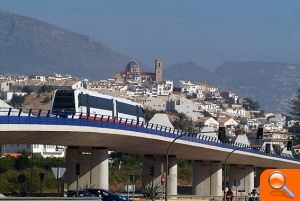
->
(53, 90, 75, 112)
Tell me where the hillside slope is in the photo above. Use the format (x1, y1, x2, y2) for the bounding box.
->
(166, 61, 300, 113)
(0, 10, 129, 79)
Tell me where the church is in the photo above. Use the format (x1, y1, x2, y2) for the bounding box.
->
(121, 58, 163, 83)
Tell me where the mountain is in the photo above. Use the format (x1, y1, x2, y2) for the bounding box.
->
(166, 61, 300, 113)
(216, 61, 300, 113)
(165, 62, 219, 84)
(0, 10, 129, 79)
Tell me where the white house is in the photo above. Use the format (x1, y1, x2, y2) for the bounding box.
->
(166, 97, 203, 121)
(143, 96, 166, 111)
(218, 117, 238, 129)
(179, 80, 197, 94)
(203, 117, 219, 128)
(29, 75, 46, 82)
(157, 80, 173, 96)
(0, 80, 15, 92)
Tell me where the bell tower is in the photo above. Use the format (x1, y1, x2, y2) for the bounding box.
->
(155, 58, 163, 82)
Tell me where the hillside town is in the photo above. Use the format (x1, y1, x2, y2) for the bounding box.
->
(0, 58, 300, 158)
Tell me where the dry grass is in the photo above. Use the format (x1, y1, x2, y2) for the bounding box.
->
(23, 92, 53, 110)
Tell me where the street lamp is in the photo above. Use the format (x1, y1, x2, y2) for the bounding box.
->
(223, 147, 244, 201)
(164, 132, 197, 201)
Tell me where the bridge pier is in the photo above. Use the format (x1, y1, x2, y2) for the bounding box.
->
(168, 155, 177, 196)
(254, 167, 265, 188)
(229, 165, 254, 194)
(65, 146, 109, 190)
(192, 160, 222, 197)
(142, 155, 177, 195)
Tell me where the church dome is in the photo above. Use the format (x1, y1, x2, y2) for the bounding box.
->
(125, 59, 140, 72)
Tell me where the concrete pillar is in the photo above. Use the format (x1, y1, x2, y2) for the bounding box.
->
(229, 165, 254, 194)
(192, 161, 223, 197)
(192, 161, 211, 196)
(65, 146, 79, 189)
(210, 161, 223, 196)
(91, 147, 109, 190)
(245, 167, 254, 194)
(168, 156, 177, 196)
(65, 146, 109, 190)
(254, 168, 264, 188)
(142, 155, 165, 191)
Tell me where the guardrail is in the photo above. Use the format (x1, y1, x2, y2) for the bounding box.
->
(0, 107, 297, 162)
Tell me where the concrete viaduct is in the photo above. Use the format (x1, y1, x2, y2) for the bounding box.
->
(0, 108, 299, 197)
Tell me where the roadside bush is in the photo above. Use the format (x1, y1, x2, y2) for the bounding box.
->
(10, 94, 25, 108)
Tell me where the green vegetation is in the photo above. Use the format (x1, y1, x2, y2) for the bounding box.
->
(0, 154, 64, 195)
(21, 86, 33, 95)
(0, 153, 193, 194)
(201, 110, 217, 120)
(243, 98, 260, 111)
(142, 182, 161, 199)
(186, 93, 197, 99)
(109, 154, 192, 192)
(39, 85, 53, 93)
(177, 159, 192, 183)
(172, 112, 194, 133)
(10, 94, 25, 108)
(144, 109, 165, 122)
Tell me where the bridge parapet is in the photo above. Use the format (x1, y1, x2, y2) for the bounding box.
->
(0, 107, 298, 163)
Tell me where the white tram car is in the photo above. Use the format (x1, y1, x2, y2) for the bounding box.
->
(50, 89, 144, 122)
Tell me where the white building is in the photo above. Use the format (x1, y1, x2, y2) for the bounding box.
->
(225, 108, 246, 117)
(1, 144, 65, 158)
(29, 75, 46, 82)
(0, 80, 15, 92)
(201, 102, 220, 113)
(179, 80, 197, 94)
(157, 80, 173, 96)
(166, 97, 203, 121)
(203, 117, 219, 128)
(143, 97, 166, 111)
(218, 117, 238, 129)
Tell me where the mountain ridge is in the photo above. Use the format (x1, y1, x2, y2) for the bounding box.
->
(166, 61, 300, 113)
(0, 10, 130, 79)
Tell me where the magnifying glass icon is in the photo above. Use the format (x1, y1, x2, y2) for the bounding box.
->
(269, 171, 295, 199)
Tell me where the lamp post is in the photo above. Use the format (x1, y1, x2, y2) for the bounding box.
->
(164, 132, 196, 201)
(223, 147, 243, 201)
(29, 144, 34, 195)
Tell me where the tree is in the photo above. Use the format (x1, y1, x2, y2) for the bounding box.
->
(186, 93, 197, 99)
(144, 109, 165, 122)
(21, 86, 33, 94)
(14, 152, 30, 171)
(172, 113, 194, 133)
(39, 85, 53, 93)
(10, 94, 25, 108)
(243, 98, 260, 111)
(195, 121, 204, 133)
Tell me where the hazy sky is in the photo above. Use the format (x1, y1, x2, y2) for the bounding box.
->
(0, 0, 299, 69)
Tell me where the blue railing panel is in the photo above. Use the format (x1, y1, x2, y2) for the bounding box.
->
(0, 107, 298, 162)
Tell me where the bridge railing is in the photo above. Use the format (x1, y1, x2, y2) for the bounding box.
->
(0, 107, 296, 161)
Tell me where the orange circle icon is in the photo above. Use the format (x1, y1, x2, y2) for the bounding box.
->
(269, 171, 286, 190)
